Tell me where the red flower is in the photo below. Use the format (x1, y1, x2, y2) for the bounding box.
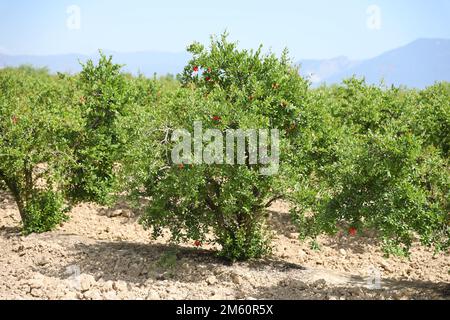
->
(194, 240, 202, 247)
(212, 115, 221, 122)
(193, 66, 199, 72)
(205, 76, 211, 82)
(11, 115, 18, 125)
(348, 227, 357, 236)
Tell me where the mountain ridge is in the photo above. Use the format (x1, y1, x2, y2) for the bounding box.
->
(1, 38, 449, 88)
(300, 38, 450, 88)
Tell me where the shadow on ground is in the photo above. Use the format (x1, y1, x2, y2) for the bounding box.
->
(38, 239, 306, 287)
(252, 276, 450, 300)
(0, 225, 22, 236)
(35, 238, 449, 300)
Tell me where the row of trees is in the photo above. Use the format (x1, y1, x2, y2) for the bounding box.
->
(0, 34, 448, 260)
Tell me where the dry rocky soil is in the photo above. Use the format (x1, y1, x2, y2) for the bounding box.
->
(0, 191, 448, 300)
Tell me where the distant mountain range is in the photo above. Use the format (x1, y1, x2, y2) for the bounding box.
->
(1, 38, 449, 88)
(298, 38, 450, 88)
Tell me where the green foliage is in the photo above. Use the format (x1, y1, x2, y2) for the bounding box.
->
(132, 33, 308, 261)
(68, 52, 132, 205)
(310, 240, 321, 251)
(0, 66, 79, 232)
(289, 79, 450, 256)
(156, 248, 178, 272)
(0, 36, 448, 260)
(22, 190, 68, 234)
(413, 83, 450, 157)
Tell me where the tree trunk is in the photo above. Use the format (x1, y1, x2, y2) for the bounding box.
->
(0, 170, 27, 222)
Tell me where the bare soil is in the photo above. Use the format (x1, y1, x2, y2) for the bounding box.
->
(0, 191, 448, 300)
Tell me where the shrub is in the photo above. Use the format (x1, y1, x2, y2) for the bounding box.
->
(413, 83, 450, 157)
(0, 67, 78, 233)
(132, 34, 308, 261)
(290, 79, 450, 255)
(1, 44, 448, 259)
(67, 52, 132, 205)
(22, 190, 68, 234)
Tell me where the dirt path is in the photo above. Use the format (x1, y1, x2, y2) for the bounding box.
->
(0, 192, 448, 300)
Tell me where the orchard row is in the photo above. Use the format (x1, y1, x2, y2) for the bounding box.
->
(0, 34, 448, 260)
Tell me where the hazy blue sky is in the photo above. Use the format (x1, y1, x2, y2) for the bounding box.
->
(1, 0, 449, 60)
